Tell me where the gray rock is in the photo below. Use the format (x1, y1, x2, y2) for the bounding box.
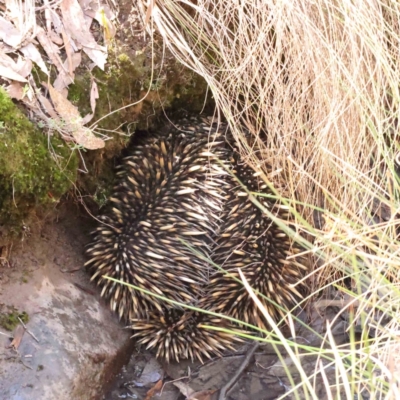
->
(0, 209, 134, 400)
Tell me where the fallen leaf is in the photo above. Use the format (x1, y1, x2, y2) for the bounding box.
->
(144, 0, 155, 28)
(60, 0, 107, 70)
(53, 72, 73, 93)
(0, 48, 28, 81)
(90, 79, 99, 112)
(5, 0, 36, 35)
(44, 3, 52, 33)
(20, 42, 49, 75)
(53, 51, 81, 92)
(43, 2, 63, 45)
(49, 6, 64, 36)
(0, 64, 27, 82)
(81, 78, 98, 124)
(15, 57, 32, 78)
(48, 29, 63, 45)
(45, 82, 105, 149)
(144, 379, 163, 400)
(173, 381, 195, 397)
(36, 27, 63, 73)
(189, 389, 217, 400)
(0, 15, 23, 47)
(8, 325, 25, 350)
(60, 87, 69, 98)
(46, 82, 81, 120)
(38, 93, 59, 119)
(72, 126, 105, 149)
(62, 29, 74, 76)
(6, 81, 25, 99)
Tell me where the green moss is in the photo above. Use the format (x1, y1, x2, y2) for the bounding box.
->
(67, 47, 213, 206)
(117, 53, 131, 63)
(0, 88, 79, 235)
(68, 47, 212, 134)
(0, 308, 29, 331)
(20, 269, 30, 283)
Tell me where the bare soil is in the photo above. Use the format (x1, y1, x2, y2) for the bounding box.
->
(0, 201, 347, 400)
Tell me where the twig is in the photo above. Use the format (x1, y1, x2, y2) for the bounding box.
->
(218, 341, 260, 400)
(19, 358, 33, 370)
(60, 266, 82, 273)
(0, 330, 13, 339)
(73, 283, 96, 295)
(18, 317, 39, 343)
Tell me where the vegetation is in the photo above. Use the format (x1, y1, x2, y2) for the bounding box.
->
(0, 87, 78, 237)
(137, 0, 400, 397)
(0, 307, 29, 331)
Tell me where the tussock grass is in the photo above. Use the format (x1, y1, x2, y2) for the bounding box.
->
(135, 0, 400, 397)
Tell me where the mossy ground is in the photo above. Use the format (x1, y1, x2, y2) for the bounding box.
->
(69, 45, 214, 208)
(0, 28, 213, 236)
(0, 87, 78, 241)
(0, 307, 29, 331)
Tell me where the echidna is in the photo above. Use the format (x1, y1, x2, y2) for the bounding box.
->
(131, 308, 239, 363)
(85, 116, 307, 362)
(202, 149, 307, 328)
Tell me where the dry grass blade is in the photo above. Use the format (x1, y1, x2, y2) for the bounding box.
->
(141, 0, 400, 397)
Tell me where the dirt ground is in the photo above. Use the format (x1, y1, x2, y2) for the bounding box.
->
(0, 200, 348, 400)
(0, 202, 134, 400)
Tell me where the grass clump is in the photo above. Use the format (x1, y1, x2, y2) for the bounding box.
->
(0, 308, 29, 331)
(136, 0, 400, 397)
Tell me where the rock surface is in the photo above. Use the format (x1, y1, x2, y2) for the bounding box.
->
(0, 204, 134, 400)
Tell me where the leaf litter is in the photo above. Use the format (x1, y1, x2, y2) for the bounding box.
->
(0, 0, 117, 150)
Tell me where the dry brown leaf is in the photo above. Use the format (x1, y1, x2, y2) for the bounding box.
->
(188, 389, 217, 400)
(0, 15, 23, 47)
(38, 93, 59, 120)
(72, 126, 105, 149)
(8, 325, 25, 351)
(0, 51, 15, 67)
(49, 6, 64, 36)
(173, 380, 195, 397)
(15, 57, 32, 78)
(78, 0, 94, 26)
(53, 52, 81, 92)
(90, 79, 98, 113)
(48, 29, 63, 46)
(53, 72, 72, 92)
(5, 0, 36, 37)
(46, 82, 80, 120)
(81, 79, 98, 124)
(144, 379, 163, 400)
(20, 42, 49, 75)
(0, 64, 27, 82)
(60, 87, 68, 98)
(62, 29, 74, 76)
(45, 82, 104, 149)
(44, 2, 52, 32)
(6, 82, 25, 99)
(36, 27, 63, 74)
(60, 0, 107, 70)
(43, 1, 63, 45)
(0, 48, 29, 82)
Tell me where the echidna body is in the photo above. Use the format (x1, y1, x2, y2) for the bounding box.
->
(131, 308, 240, 363)
(86, 116, 307, 362)
(86, 118, 232, 321)
(202, 150, 307, 327)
